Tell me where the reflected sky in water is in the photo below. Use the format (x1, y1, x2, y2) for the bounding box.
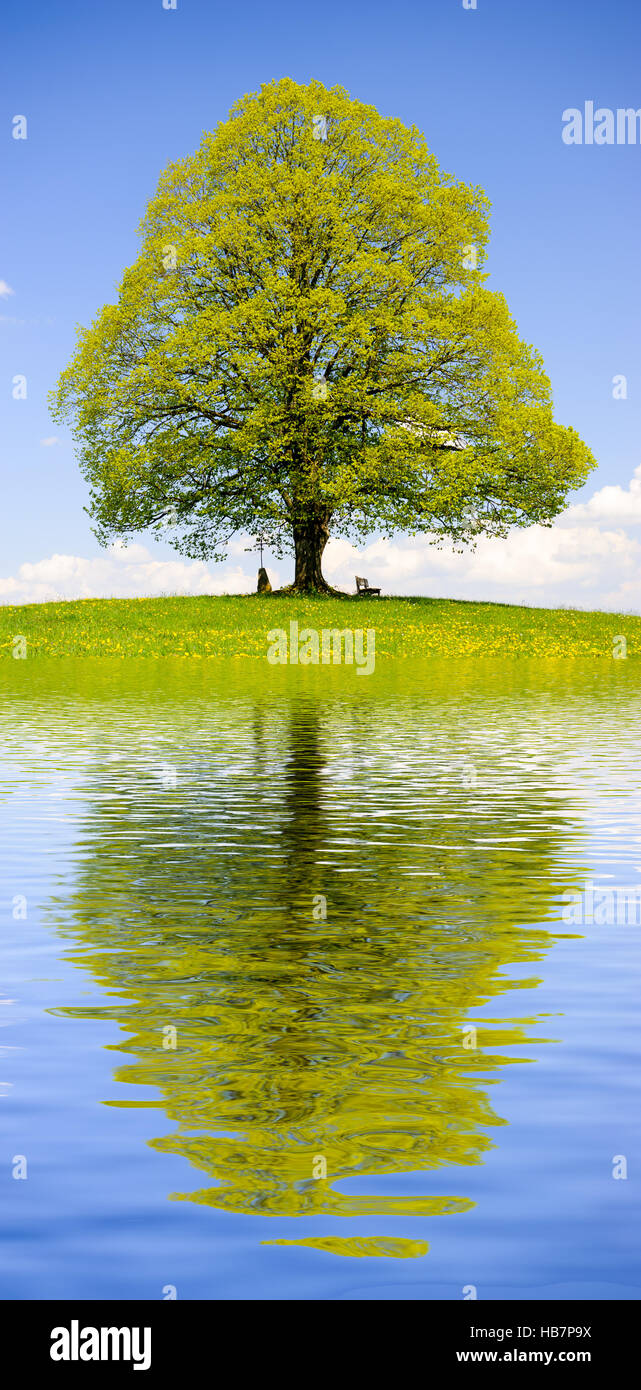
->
(0, 659, 640, 1298)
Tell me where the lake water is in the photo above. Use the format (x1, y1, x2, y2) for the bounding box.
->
(1, 658, 640, 1300)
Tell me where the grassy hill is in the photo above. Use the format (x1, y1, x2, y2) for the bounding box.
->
(0, 593, 639, 659)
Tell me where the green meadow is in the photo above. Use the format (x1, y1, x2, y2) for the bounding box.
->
(0, 593, 638, 659)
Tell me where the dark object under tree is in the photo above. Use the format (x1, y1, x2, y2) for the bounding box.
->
(355, 576, 381, 596)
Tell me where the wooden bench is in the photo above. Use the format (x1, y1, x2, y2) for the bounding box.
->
(355, 575, 381, 596)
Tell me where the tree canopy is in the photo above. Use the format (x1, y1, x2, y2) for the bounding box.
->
(53, 77, 595, 591)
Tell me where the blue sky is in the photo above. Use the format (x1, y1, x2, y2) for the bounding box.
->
(2, 0, 641, 608)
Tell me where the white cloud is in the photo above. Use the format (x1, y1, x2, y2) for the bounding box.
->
(39, 436, 59, 447)
(565, 463, 641, 526)
(323, 521, 641, 610)
(0, 543, 275, 606)
(0, 314, 54, 326)
(0, 280, 15, 298)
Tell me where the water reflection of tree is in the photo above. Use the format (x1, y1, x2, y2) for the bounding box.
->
(53, 695, 575, 1223)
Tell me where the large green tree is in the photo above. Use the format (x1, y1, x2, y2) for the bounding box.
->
(53, 78, 594, 592)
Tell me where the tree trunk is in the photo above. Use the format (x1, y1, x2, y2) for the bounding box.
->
(290, 512, 336, 593)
